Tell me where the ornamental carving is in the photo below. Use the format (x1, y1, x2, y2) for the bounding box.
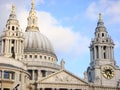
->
(55, 75, 72, 82)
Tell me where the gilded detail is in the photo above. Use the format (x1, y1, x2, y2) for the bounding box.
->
(12, 4, 15, 13)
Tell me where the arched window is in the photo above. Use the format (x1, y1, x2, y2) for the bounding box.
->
(40, 55, 42, 59)
(41, 70, 46, 77)
(96, 46, 99, 58)
(102, 33, 104, 37)
(35, 55, 37, 58)
(25, 55, 27, 58)
(12, 26, 14, 30)
(29, 55, 32, 58)
(44, 56, 46, 59)
(8, 26, 10, 30)
(104, 52, 106, 59)
(16, 27, 18, 30)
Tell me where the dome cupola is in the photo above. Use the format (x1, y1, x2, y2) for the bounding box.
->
(26, 0, 39, 32)
(24, 32, 55, 55)
(24, 1, 60, 81)
(24, 0, 58, 64)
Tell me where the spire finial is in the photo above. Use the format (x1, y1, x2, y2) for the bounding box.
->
(99, 13, 102, 20)
(61, 59, 65, 70)
(11, 4, 15, 13)
(31, 0, 35, 9)
(26, 0, 39, 32)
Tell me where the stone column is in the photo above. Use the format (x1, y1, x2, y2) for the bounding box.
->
(99, 46, 101, 59)
(5, 39, 7, 54)
(1, 70, 4, 79)
(21, 40, 23, 54)
(15, 40, 17, 53)
(101, 46, 103, 59)
(16, 40, 18, 54)
(112, 47, 114, 59)
(109, 46, 111, 59)
(110, 47, 113, 59)
(1, 70, 4, 90)
(32, 70, 35, 80)
(1, 40, 4, 54)
(108, 46, 110, 59)
(92, 50, 94, 61)
(107, 46, 109, 59)
(94, 46, 96, 60)
(38, 70, 41, 80)
(6, 39, 9, 54)
(9, 40, 11, 54)
(106, 46, 108, 59)
(5, 39, 9, 54)
(19, 40, 21, 54)
(21, 40, 24, 55)
(34, 70, 38, 80)
(8, 39, 10, 54)
(18, 40, 19, 54)
(9, 73, 12, 80)
(8, 40, 10, 54)
(90, 50, 92, 61)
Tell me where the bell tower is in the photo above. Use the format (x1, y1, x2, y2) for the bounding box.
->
(0, 5, 24, 60)
(89, 13, 115, 66)
(87, 13, 120, 87)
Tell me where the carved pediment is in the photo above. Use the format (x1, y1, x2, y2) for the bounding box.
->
(40, 70, 88, 85)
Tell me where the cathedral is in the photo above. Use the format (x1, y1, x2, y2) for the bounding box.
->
(0, 0, 120, 90)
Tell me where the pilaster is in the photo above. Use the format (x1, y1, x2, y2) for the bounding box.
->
(32, 70, 35, 80)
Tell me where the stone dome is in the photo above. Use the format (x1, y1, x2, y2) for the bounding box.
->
(24, 31, 55, 54)
(24, 0, 57, 59)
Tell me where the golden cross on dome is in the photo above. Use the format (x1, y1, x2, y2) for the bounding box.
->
(32, 0, 34, 3)
(32, 0, 35, 9)
(12, 4, 15, 13)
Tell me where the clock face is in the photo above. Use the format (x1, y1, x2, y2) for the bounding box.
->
(102, 66, 115, 79)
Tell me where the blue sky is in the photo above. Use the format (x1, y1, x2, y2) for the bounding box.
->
(0, 0, 120, 78)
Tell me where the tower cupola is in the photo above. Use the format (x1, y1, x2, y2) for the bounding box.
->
(87, 13, 120, 87)
(89, 13, 115, 66)
(0, 5, 24, 60)
(95, 13, 108, 39)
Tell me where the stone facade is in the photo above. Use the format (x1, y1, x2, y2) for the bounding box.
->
(87, 13, 120, 87)
(0, 1, 120, 90)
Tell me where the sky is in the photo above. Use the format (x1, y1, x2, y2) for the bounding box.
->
(0, 0, 120, 78)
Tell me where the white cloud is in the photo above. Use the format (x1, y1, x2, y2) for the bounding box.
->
(115, 41, 120, 49)
(85, 2, 98, 20)
(85, 0, 120, 24)
(36, 11, 90, 56)
(17, 10, 28, 32)
(0, 1, 90, 60)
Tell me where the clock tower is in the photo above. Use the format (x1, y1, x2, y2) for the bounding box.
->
(87, 13, 120, 87)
